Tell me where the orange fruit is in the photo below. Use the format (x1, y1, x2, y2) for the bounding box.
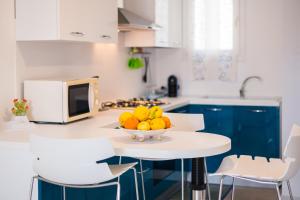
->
(119, 112, 133, 127)
(162, 116, 171, 128)
(124, 117, 139, 130)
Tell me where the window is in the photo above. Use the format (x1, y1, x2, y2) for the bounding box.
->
(194, 0, 234, 50)
(189, 0, 239, 81)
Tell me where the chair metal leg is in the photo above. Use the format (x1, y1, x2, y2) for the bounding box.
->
(116, 182, 121, 200)
(118, 156, 122, 183)
(204, 158, 211, 200)
(131, 167, 140, 200)
(63, 186, 66, 200)
(139, 159, 146, 200)
(287, 181, 294, 200)
(231, 177, 235, 200)
(218, 176, 224, 200)
(276, 183, 282, 200)
(29, 177, 35, 200)
(181, 159, 185, 200)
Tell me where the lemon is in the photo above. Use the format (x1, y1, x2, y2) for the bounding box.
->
(150, 118, 166, 130)
(137, 121, 151, 131)
(149, 106, 163, 119)
(119, 112, 133, 127)
(134, 106, 149, 121)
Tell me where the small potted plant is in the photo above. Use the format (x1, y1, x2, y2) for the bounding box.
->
(11, 98, 30, 122)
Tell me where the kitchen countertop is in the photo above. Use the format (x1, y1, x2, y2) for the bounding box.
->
(0, 96, 281, 146)
(161, 96, 281, 111)
(0, 109, 231, 159)
(0, 109, 121, 146)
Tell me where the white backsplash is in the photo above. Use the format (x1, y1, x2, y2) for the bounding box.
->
(16, 34, 150, 103)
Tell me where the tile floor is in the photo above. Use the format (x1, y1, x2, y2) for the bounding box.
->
(170, 184, 278, 200)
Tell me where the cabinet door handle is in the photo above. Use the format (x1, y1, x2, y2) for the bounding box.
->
(70, 32, 85, 37)
(101, 35, 112, 39)
(206, 108, 222, 112)
(250, 109, 266, 113)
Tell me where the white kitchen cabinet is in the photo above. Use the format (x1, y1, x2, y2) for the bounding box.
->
(16, 0, 118, 43)
(123, 0, 182, 48)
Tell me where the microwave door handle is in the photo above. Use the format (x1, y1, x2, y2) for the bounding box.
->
(89, 84, 95, 112)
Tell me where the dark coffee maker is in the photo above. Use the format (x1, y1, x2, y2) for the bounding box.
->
(168, 75, 179, 97)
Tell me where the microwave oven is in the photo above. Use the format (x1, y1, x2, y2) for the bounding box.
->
(24, 77, 100, 123)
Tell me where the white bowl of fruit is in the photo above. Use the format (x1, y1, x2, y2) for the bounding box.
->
(119, 106, 172, 142)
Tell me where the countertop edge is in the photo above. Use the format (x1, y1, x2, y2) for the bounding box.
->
(162, 96, 281, 108)
(0, 96, 282, 145)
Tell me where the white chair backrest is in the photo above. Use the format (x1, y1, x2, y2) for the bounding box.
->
(30, 134, 116, 185)
(165, 113, 205, 132)
(282, 124, 300, 180)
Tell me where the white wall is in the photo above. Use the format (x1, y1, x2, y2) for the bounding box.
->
(152, 0, 300, 197)
(0, 0, 16, 119)
(16, 34, 149, 103)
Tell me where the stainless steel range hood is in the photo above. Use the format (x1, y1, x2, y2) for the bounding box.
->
(118, 8, 161, 31)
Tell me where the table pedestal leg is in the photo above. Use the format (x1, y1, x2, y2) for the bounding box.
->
(191, 158, 206, 200)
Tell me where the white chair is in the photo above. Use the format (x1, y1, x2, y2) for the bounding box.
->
(29, 134, 139, 200)
(119, 113, 207, 200)
(213, 124, 300, 200)
(165, 113, 208, 200)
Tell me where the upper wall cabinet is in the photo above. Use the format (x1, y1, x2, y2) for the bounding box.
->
(16, 0, 118, 43)
(123, 0, 183, 48)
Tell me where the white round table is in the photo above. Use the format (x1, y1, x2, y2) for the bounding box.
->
(31, 127, 231, 200)
(29, 127, 231, 158)
(108, 130, 231, 200)
(110, 130, 231, 160)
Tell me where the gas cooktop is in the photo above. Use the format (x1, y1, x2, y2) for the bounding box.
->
(101, 98, 168, 109)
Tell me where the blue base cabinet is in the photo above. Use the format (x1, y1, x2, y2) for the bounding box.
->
(169, 104, 280, 173)
(40, 182, 118, 200)
(233, 106, 280, 159)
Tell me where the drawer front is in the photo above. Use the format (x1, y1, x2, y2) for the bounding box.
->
(233, 106, 280, 159)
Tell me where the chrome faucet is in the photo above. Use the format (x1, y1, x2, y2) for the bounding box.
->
(239, 76, 262, 98)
